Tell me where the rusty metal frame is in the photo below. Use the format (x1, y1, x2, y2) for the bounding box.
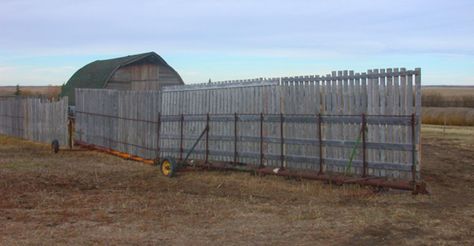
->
(74, 138, 428, 194)
(259, 112, 264, 168)
(182, 125, 209, 162)
(205, 113, 210, 164)
(71, 112, 427, 194)
(362, 113, 367, 177)
(280, 113, 284, 169)
(68, 117, 74, 149)
(156, 112, 161, 162)
(317, 113, 323, 174)
(411, 113, 417, 190)
(234, 112, 238, 164)
(180, 114, 184, 160)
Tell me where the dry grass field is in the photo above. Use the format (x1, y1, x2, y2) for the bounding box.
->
(0, 125, 473, 245)
(422, 86, 474, 98)
(423, 107, 474, 126)
(0, 86, 61, 97)
(422, 86, 474, 126)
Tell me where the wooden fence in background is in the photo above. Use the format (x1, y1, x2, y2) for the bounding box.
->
(75, 90, 161, 158)
(75, 68, 421, 180)
(0, 97, 68, 145)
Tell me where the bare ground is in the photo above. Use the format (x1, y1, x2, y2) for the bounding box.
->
(0, 125, 473, 245)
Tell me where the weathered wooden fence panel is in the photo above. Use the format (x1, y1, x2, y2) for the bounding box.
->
(75, 89, 161, 159)
(0, 97, 68, 145)
(75, 68, 421, 180)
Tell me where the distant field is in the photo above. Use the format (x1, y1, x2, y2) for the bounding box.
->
(422, 86, 474, 108)
(0, 86, 61, 97)
(421, 86, 474, 126)
(423, 107, 474, 126)
(422, 86, 474, 97)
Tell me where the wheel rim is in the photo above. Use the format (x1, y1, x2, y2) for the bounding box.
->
(161, 160, 171, 176)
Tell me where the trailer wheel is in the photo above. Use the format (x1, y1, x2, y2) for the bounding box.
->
(51, 139, 59, 153)
(160, 157, 177, 177)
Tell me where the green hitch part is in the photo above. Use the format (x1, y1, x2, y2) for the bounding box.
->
(345, 125, 367, 175)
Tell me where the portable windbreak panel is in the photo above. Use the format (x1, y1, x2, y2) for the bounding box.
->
(75, 68, 421, 181)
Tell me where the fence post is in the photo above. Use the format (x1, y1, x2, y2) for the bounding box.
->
(318, 113, 323, 174)
(180, 114, 184, 160)
(68, 117, 73, 149)
(205, 113, 209, 164)
(156, 112, 161, 162)
(260, 112, 264, 168)
(234, 112, 238, 164)
(362, 113, 367, 177)
(411, 113, 417, 190)
(280, 113, 284, 169)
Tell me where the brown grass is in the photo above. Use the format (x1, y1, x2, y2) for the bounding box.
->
(421, 86, 474, 126)
(1, 125, 473, 245)
(423, 107, 474, 126)
(423, 86, 474, 97)
(0, 86, 61, 98)
(422, 86, 474, 107)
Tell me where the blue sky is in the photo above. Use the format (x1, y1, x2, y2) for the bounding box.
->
(0, 0, 473, 86)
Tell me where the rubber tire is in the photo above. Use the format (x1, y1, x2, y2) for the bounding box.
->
(51, 139, 60, 154)
(160, 157, 177, 178)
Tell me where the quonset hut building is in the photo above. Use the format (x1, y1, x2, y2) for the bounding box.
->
(61, 52, 184, 105)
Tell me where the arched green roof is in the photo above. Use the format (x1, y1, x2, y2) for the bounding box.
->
(61, 52, 183, 105)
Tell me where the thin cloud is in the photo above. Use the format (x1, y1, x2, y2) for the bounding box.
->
(0, 0, 473, 85)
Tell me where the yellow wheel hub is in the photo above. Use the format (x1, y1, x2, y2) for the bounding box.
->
(161, 160, 171, 176)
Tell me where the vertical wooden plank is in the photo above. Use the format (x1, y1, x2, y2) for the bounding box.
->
(366, 70, 373, 175)
(372, 69, 380, 177)
(379, 69, 386, 175)
(406, 69, 414, 179)
(314, 75, 321, 114)
(327, 74, 334, 172)
(347, 70, 354, 174)
(415, 68, 421, 176)
(223, 87, 229, 161)
(353, 72, 361, 175)
(386, 68, 393, 171)
(340, 70, 348, 172)
(362, 72, 368, 113)
(314, 76, 321, 170)
(393, 68, 401, 168)
(321, 76, 327, 172)
(400, 68, 407, 165)
(354, 72, 361, 114)
(330, 72, 338, 172)
(224, 87, 230, 162)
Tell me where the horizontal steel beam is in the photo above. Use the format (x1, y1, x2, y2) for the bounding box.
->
(159, 147, 413, 171)
(73, 140, 428, 194)
(158, 133, 413, 151)
(75, 111, 414, 126)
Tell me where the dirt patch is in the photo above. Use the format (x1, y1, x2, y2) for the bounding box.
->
(1, 125, 473, 245)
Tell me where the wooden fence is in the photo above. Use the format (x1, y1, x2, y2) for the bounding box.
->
(75, 90, 161, 158)
(0, 97, 68, 145)
(75, 68, 421, 180)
